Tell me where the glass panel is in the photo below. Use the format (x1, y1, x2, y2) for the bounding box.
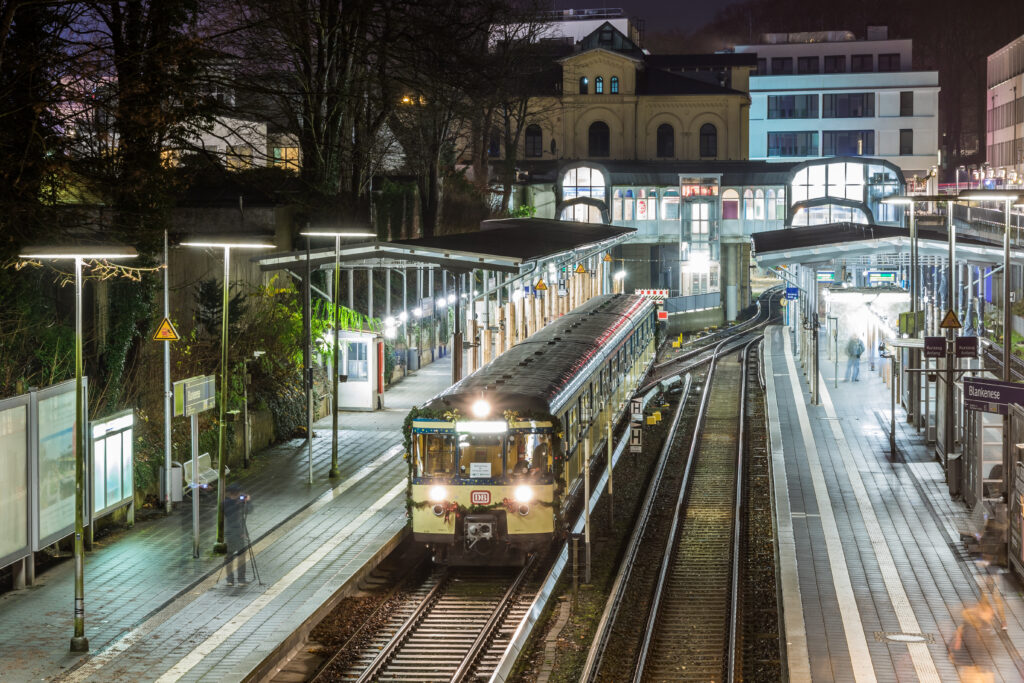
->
(37, 391, 76, 539)
(414, 433, 456, 477)
(93, 439, 106, 512)
(122, 429, 133, 500)
(345, 342, 369, 381)
(105, 433, 122, 508)
(807, 164, 826, 200)
(0, 405, 28, 557)
(591, 169, 605, 186)
(459, 433, 505, 478)
(507, 433, 553, 476)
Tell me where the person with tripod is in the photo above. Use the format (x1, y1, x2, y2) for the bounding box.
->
(224, 483, 253, 586)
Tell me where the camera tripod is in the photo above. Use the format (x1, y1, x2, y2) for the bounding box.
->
(240, 496, 263, 586)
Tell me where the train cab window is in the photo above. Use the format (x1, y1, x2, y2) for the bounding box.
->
(458, 433, 505, 478)
(414, 434, 456, 478)
(507, 432, 552, 476)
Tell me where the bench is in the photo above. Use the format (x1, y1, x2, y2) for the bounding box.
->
(180, 453, 228, 492)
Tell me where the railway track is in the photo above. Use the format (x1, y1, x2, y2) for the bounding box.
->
(333, 561, 536, 682)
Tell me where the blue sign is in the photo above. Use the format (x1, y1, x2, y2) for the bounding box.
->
(785, 287, 799, 300)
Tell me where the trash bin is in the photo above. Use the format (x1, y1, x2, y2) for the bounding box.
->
(160, 463, 184, 503)
(947, 451, 961, 498)
(407, 348, 420, 371)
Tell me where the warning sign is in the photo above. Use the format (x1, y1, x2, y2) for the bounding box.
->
(153, 317, 180, 342)
(534, 278, 548, 291)
(575, 263, 587, 274)
(603, 252, 612, 262)
(939, 309, 962, 330)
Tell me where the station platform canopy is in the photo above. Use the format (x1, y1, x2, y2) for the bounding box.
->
(751, 221, 1024, 268)
(254, 218, 635, 275)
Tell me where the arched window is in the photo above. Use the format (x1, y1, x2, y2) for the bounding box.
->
(579, 76, 589, 95)
(560, 203, 603, 223)
(766, 189, 775, 219)
(595, 76, 604, 94)
(699, 123, 717, 157)
(588, 121, 610, 157)
(656, 123, 674, 158)
(754, 189, 765, 220)
(743, 189, 754, 220)
(722, 189, 739, 220)
(610, 76, 619, 94)
(525, 124, 542, 158)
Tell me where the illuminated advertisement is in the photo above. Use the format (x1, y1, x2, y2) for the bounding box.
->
(0, 402, 28, 563)
(91, 411, 134, 516)
(37, 388, 77, 543)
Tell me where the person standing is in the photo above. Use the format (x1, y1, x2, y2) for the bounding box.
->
(224, 484, 251, 586)
(846, 334, 865, 382)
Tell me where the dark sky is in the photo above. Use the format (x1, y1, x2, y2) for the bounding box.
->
(551, 0, 747, 34)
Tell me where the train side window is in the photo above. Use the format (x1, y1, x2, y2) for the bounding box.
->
(507, 432, 552, 476)
(458, 433, 505, 478)
(414, 433, 456, 478)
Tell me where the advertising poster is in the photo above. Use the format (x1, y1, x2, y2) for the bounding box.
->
(0, 404, 28, 560)
(37, 390, 76, 542)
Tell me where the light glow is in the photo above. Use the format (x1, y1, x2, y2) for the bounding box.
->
(447, 294, 456, 304)
(19, 246, 138, 260)
(180, 240, 274, 250)
(687, 251, 711, 272)
(513, 485, 533, 503)
(413, 307, 422, 317)
(959, 191, 1021, 201)
(614, 270, 626, 280)
(455, 420, 506, 434)
(471, 398, 491, 418)
(399, 311, 408, 322)
(428, 485, 447, 502)
(300, 229, 376, 238)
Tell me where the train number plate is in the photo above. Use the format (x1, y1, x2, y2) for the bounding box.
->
(471, 490, 491, 505)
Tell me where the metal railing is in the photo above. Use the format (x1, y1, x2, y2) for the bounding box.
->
(663, 291, 721, 313)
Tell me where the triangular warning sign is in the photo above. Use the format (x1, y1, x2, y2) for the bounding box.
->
(603, 252, 612, 262)
(153, 317, 180, 342)
(575, 263, 586, 274)
(534, 278, 547, 291)
(939, 309, 962, 330)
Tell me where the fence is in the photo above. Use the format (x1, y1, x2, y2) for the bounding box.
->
(663, 291, 721, 314)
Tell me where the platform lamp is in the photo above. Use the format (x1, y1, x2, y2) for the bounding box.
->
(300, 228, 376, 479)
(180, 237, 274, 554)
(17, 245, 138, 652)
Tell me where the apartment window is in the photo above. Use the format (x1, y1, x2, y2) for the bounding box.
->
(610, 76, 619, 94)
(797, 56, 819, 74)
(823, 93, 875, 118)
(699, 123, 717, 157)
(656, 123, 674, 158)
(824, 55, 846, 73)
(525, 124, 542, 158)
(771, 57, 793, 75)
(272, 146, 300, 170)
(851, 54, 873, 72)
(588, 121, 610, 157)
(823, 130, 874, 156)
(579, 77, 588, 94)
(878, 53, 901, 72)
(756, 58, 767, 75)
(767, 131, 818, 157)
(899, 129, 913, 155)
(691, 202, 709, 236)
(595, 76, 604, 94)
(900, 91, 914, 117)
(226, 145, 252, 171)
(768, 94, 818, 119)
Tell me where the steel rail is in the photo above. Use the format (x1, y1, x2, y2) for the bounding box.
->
(632, 334, 730, 682)
(578, 373, 695, 683)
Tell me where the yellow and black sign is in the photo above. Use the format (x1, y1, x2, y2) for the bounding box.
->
(153, 317, 180, 342)
(603, 252, 612, 262)
(939, 309, 962, 330)
(575, 263, 586, 274)
(534, 278, 548, 291)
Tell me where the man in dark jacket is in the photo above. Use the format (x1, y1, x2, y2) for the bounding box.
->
(845, 335, 865, 382)
(224, 484, 251, 586)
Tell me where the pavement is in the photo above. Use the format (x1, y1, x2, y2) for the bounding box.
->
(0, 358, 452, 682)
(765, 324, 1024, 682)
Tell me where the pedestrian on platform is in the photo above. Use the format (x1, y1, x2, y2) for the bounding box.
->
(845, 334, 865, 382)
(224, 483, 251, 586)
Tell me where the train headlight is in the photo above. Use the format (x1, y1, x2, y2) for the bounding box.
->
(471, 398, 491, 418)
(428, 485, 448, 503)
(513, 485, 533, 504)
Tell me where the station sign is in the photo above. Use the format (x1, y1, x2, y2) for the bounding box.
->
(923, 336, 946, 359)
(955, 336, 979, 358)
(784, 287, 799, 300)
(629, 423, 643, 454)
(963, 377, 1024, 415)
(867, 270, 898, 285)
(816, 271, 836, 282)
(630, 398, 643, 422)
(173, 375, 216, 417)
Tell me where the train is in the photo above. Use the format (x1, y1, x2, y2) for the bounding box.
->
(404, 293, 658, 565)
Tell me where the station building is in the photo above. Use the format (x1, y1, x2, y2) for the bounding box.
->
(986, 33, 1024, 185)
(729, 27, 940, 182)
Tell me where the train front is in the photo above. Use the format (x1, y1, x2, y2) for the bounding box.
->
(409, 396, 557, 565)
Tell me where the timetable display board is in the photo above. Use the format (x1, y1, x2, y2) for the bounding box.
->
(34, 379, 85, 549)
(0, 396, 29, 568)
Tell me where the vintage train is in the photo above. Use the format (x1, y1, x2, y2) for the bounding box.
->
(405, 293, 657, 564)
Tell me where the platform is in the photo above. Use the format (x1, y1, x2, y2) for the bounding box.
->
(764, 324, 1024, 682)
(0, 359, 451, 683)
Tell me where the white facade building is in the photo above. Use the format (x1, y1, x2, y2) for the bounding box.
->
(730, 28, 939, 181)
(533, 8, 639, 46)
(986, 34, 1024, 185)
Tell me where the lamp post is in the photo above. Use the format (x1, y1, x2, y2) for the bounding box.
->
(18, 245, 138, 653)
(301, 228, 376, 479)
(180, 238, 274, 553)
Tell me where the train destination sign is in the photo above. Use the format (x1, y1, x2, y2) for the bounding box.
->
(963, 377, 1024, 415)
(923, 337, 945, 359)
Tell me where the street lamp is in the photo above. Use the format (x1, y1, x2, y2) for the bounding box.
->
(301, 228, 376, 479)
(17, 244, 138, 653)
(180, 237, 274, 553)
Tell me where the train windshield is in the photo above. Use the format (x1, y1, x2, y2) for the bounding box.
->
(507, 432, 553, 476)
(458, 433, 504, 479)
(413, 433, 456, 478)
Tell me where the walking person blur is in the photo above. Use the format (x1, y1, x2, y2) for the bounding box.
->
(845, 334, 865, 382)
(224, 483, 251, 586)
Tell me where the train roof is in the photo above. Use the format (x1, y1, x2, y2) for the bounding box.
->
(419, 294, 653, 417)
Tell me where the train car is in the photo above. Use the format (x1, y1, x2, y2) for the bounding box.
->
(405, 293, 657, 565)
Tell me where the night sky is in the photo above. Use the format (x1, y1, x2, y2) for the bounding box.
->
(551, 0, 747, 33)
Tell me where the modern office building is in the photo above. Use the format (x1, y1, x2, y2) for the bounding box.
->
(986, 34, 1024, 184)
(730, 27, 940, 181)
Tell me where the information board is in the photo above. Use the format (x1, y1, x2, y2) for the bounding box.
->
(963, 377, 1024, 415)
(923, 337, 946, 359)
(90, 411, 134, 517)
(0, 398, 28, 566)
(867, 270, 898, 285)
(816, 271, 836, 282)
(36, 382, 79, 547)
(784, 287, 799, 300)
(173, 375, 216, 417)
(955, 336, 979, 358)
